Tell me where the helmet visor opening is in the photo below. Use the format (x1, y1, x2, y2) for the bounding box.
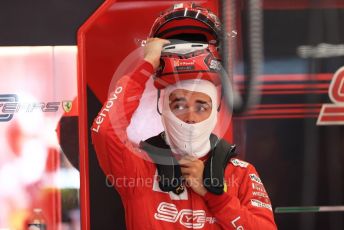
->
(166, 33, 208, 43)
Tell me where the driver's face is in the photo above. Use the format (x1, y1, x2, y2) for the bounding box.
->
(169, 89, 212, 124)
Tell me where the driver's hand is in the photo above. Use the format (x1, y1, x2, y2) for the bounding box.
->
(143, 38, 170, 70)
(179, 155, 207, 197)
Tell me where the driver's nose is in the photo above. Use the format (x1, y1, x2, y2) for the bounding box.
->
(183, 110, 198, 124)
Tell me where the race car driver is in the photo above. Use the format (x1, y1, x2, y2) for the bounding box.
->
(91, 36, 277, 229)
(91, 38, 276, 230)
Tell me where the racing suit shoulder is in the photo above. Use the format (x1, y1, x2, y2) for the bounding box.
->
(229, 157, 250, 168)
(203, 158, 277, 229)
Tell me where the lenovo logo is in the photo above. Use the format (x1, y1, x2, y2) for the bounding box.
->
(91, 86, 123, 133)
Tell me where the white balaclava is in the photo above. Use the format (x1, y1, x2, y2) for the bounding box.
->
(161, 79, 218, 158)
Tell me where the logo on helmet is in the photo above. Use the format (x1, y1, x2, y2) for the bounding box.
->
(208, 59, 221, 71)
(174, 59, 196, 71)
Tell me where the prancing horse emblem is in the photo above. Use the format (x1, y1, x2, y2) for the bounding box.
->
(62, 101, 72, 113)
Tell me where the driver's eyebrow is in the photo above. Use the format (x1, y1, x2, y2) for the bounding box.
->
(195, 99, 212, 106)
(170, 97, 186, 104)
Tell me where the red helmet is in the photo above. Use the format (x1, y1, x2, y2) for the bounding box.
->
(149, 2, 221, 44)
(154, 42, 222, 89)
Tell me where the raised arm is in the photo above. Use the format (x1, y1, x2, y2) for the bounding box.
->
(90, 38, 170, 195)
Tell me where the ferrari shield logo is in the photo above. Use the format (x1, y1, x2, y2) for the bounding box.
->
(62, 101, 72, 113)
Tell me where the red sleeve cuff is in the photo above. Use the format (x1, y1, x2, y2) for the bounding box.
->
(204, 191, 229, 202)
(203, 192, 232, 212)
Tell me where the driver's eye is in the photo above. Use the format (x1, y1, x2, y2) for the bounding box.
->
(195, 103, 211, 113)
(171, 102, 187, 111)
(196, 105, 206, 112)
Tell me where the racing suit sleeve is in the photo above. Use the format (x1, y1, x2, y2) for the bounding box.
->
(90, 60, 154, 196)
(203, 164, 277, 230)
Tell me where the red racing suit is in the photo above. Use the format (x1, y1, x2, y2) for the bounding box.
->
(91, 61, 277, 230)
